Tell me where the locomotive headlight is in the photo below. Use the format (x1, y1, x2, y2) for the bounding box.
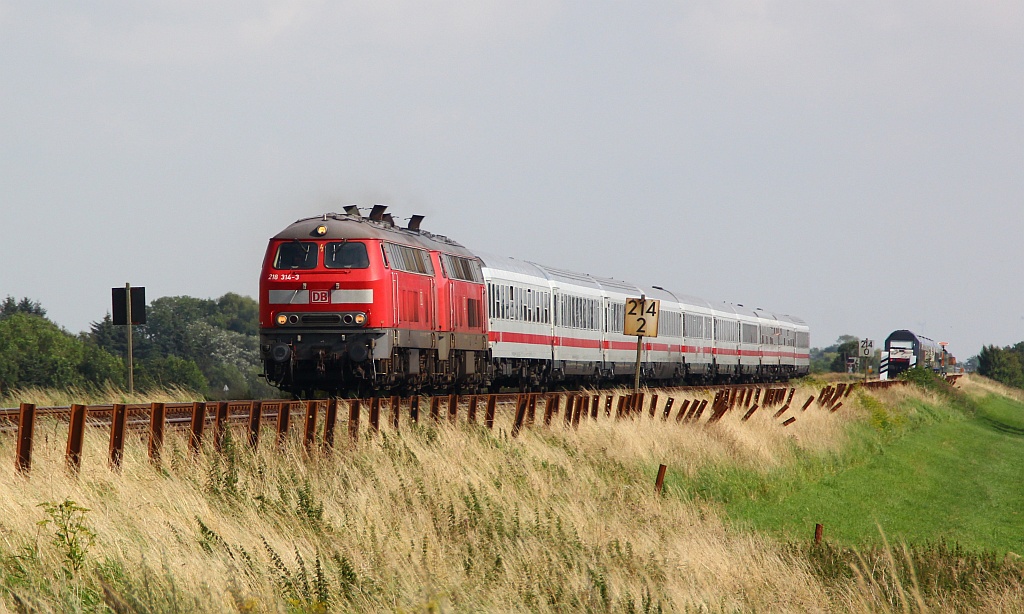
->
(314, 224, 328, 236)
(276, 314, 288, 326)
(355, 313, 366, 325)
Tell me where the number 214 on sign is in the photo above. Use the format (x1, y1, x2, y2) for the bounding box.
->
(624, 298, 660, 337)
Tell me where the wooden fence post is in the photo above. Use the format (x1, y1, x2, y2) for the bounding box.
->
(149, 402, 166, 463)
(109, 403, 127, 470)
(655, 464, 668, 494)
(66, 404, 87, 473)
(16, 403, 35, 474)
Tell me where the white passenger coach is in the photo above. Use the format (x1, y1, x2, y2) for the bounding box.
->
(475, 252, 809, 389)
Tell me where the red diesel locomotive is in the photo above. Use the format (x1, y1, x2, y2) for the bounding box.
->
(259, 206, 489, 396)
(260, 206, 811, 396)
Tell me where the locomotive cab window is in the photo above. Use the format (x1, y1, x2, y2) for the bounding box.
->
(273, 241, 318, 270)
(324, 241, 370, 269)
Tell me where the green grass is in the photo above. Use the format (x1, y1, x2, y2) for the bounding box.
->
(704, 393, 1024, 553)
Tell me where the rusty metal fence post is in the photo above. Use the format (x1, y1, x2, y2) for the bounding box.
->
(369, 397, 381, 433)
(214, 401, 229, 452)
(448, 394, 458, 425)
(430, 396, 441, 422)
(109, 403, 127, 470)
(16, 403, 35, 473)
(484, 395, 496, 429)
(149, 402, 166, 463)
(392, 396, 402, 430)
(274, 401, 292, 447)
(349, 400, 361, 441)
(324, 398, 338, 450)
(511, 394, 528, 437)
(66, 403, 87, 473)
(303, 401, 318, 452)
(248, 401, 263, 449)
(655, 464, 667, 494)
(190, 401, 207, 454)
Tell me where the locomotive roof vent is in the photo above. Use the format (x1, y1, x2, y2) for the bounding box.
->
(343, 205, 361, 217)
(408, 215, 424, 231)
(382, 213, 396, 227)
(369, 204, 387, 221)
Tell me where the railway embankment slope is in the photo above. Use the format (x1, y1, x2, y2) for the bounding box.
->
(1, 374, 1023, 612)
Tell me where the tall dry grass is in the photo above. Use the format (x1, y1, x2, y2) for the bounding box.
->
(0, 383, 198, 408)
(0, 379, 1019, 612)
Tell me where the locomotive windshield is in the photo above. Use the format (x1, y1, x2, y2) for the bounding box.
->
(325, 241, 370, 269)
(273, 241, 318, 270)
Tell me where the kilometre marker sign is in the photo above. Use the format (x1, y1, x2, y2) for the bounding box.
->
(624, 297, 660, 338)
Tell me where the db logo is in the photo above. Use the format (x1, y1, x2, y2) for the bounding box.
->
(310, 290, 330, 304)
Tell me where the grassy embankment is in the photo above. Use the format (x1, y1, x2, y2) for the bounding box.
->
(0, 376, 1023, 612)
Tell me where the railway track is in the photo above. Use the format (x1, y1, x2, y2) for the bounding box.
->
(1, 376, 958, 475)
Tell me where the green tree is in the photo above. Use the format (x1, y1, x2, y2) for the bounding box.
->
(77, 336, 125, 388)
(88, 293, 268, 397)
(810, 335, 860, 373)
(209, 292, 260, 336)
(829, 338, 860, 373)
(136, 356, 207, 392)
(0, 296, 46, 319)
(0, 314, 87, 390)
(978, 345, 1024, 388)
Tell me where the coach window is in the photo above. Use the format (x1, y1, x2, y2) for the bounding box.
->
(324, 242, 370, 269)
(274, 241, 318, 270)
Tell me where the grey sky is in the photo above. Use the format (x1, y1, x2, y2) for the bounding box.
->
(2, 2, 1022, 358)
